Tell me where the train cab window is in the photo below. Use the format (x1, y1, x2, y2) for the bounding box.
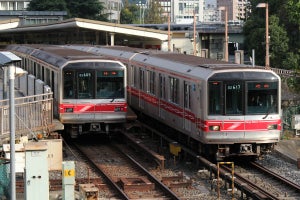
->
(247, 82, 278, 114)
(209, 81, 222, 115)
(96, 70, 124, 99)
(63, 71, 75, 99)
(77, 72, 94, 99)
(225, 82, 243, 115)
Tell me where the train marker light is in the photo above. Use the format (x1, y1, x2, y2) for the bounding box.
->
(114, 106, 124, 112)
(65, 108, 74, 113)
(209, 125, 220, 131)
(267, 124, 277, 130)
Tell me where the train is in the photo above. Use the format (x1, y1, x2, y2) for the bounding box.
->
(63, 45, 282, 160)
(6, 44, 136, 138)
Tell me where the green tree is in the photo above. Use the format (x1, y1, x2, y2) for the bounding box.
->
(269, 15, 289, 68)
(284, 0, 300, 64)
(144, 0, 167, 24)
(27, 0, 67, 11)
(243, 0, 297, 69)
(65, 0, 107, 20)
(243, 15, 266, 66)
(120, 4, 139, 24)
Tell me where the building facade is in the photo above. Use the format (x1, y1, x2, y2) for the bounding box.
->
(0, 0, 66, 25)
(0, 0, 30, 10)
(216, 0, 249, 21)
(172, 0, 204, 24)
(100, 0, 122, 23)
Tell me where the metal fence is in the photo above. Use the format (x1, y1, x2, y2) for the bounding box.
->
(0, 93, 53, 139)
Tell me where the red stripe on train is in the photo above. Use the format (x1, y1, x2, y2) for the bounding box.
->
(59, 103, 127, 113)
(200, 119, 281, 132)
(128, 87, 281, 131)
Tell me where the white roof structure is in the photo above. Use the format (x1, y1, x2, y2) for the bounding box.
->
(0, 18, 170, 51)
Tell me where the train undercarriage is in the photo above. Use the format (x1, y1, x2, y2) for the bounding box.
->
(205, 143, 276, 161)
(64, 123, 124, 139)
(138, 112, 277, 161)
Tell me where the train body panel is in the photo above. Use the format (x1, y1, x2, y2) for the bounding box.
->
(22, 44, 281, 159)
(6, 44, 134, 138)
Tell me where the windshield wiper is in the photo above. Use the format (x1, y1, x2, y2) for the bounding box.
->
(262, 103, 276, 119)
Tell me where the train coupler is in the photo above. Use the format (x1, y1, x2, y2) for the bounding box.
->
(216, 145, 230, 161)
(239, 144, 253, 153)
(90, 123, 101, 131)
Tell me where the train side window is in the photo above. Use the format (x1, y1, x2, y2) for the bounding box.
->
(29, 61, 34, 74)
(134, 66, 138, 87)
(129, 65, 134, 87)
(34, 63, 37, 77)
(184, 81, 191, 109)
(149, 71, 155, 95)
(159, 74, 166, 99)
(51, 71, 55, 97)
(45, 68, 50, 85)
(139, 68, 145, 91)
(42, 67, 45, 82)
(34, 64, 41, 79)
(208, 81, 222, 115)
(63, 71, 75, 99)
(169, 76, 179, 104)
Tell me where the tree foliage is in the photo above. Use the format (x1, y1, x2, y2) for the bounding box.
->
(65, 0, 106, 20)
(144, 0, 167, 24)
(120, 4, 139, 24)
(27, 0, 107, 21)
(269, 15, 289, 68)
(244, 0, 300, 70)
(120, 0, 167, 24)
(27, 0, 67, 11)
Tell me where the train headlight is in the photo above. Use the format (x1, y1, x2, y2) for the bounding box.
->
(209, 125, 220, 131)
(65, 108, 73, 113)
(267, 124, 278, 130)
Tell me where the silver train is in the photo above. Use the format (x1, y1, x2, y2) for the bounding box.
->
(64, 45, 282, 160)
(6, 44, 135, 138)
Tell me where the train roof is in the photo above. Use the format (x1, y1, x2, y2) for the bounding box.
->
(5, 44, 112, 68)
(64, 45, 276, 81)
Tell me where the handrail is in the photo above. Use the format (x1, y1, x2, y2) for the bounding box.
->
(0, 93, 53, 139)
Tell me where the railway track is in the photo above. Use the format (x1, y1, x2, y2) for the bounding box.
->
(128, 121, 300, 200)
(73, 140, 181, 199)
(223, 161, 300, 199)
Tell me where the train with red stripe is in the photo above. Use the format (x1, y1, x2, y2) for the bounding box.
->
(6, 44, 136, 138)
(64, 45, 282, 160)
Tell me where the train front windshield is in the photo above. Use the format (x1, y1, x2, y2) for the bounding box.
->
(63, 62, 125, 99)
(208, 72, 279, 115)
